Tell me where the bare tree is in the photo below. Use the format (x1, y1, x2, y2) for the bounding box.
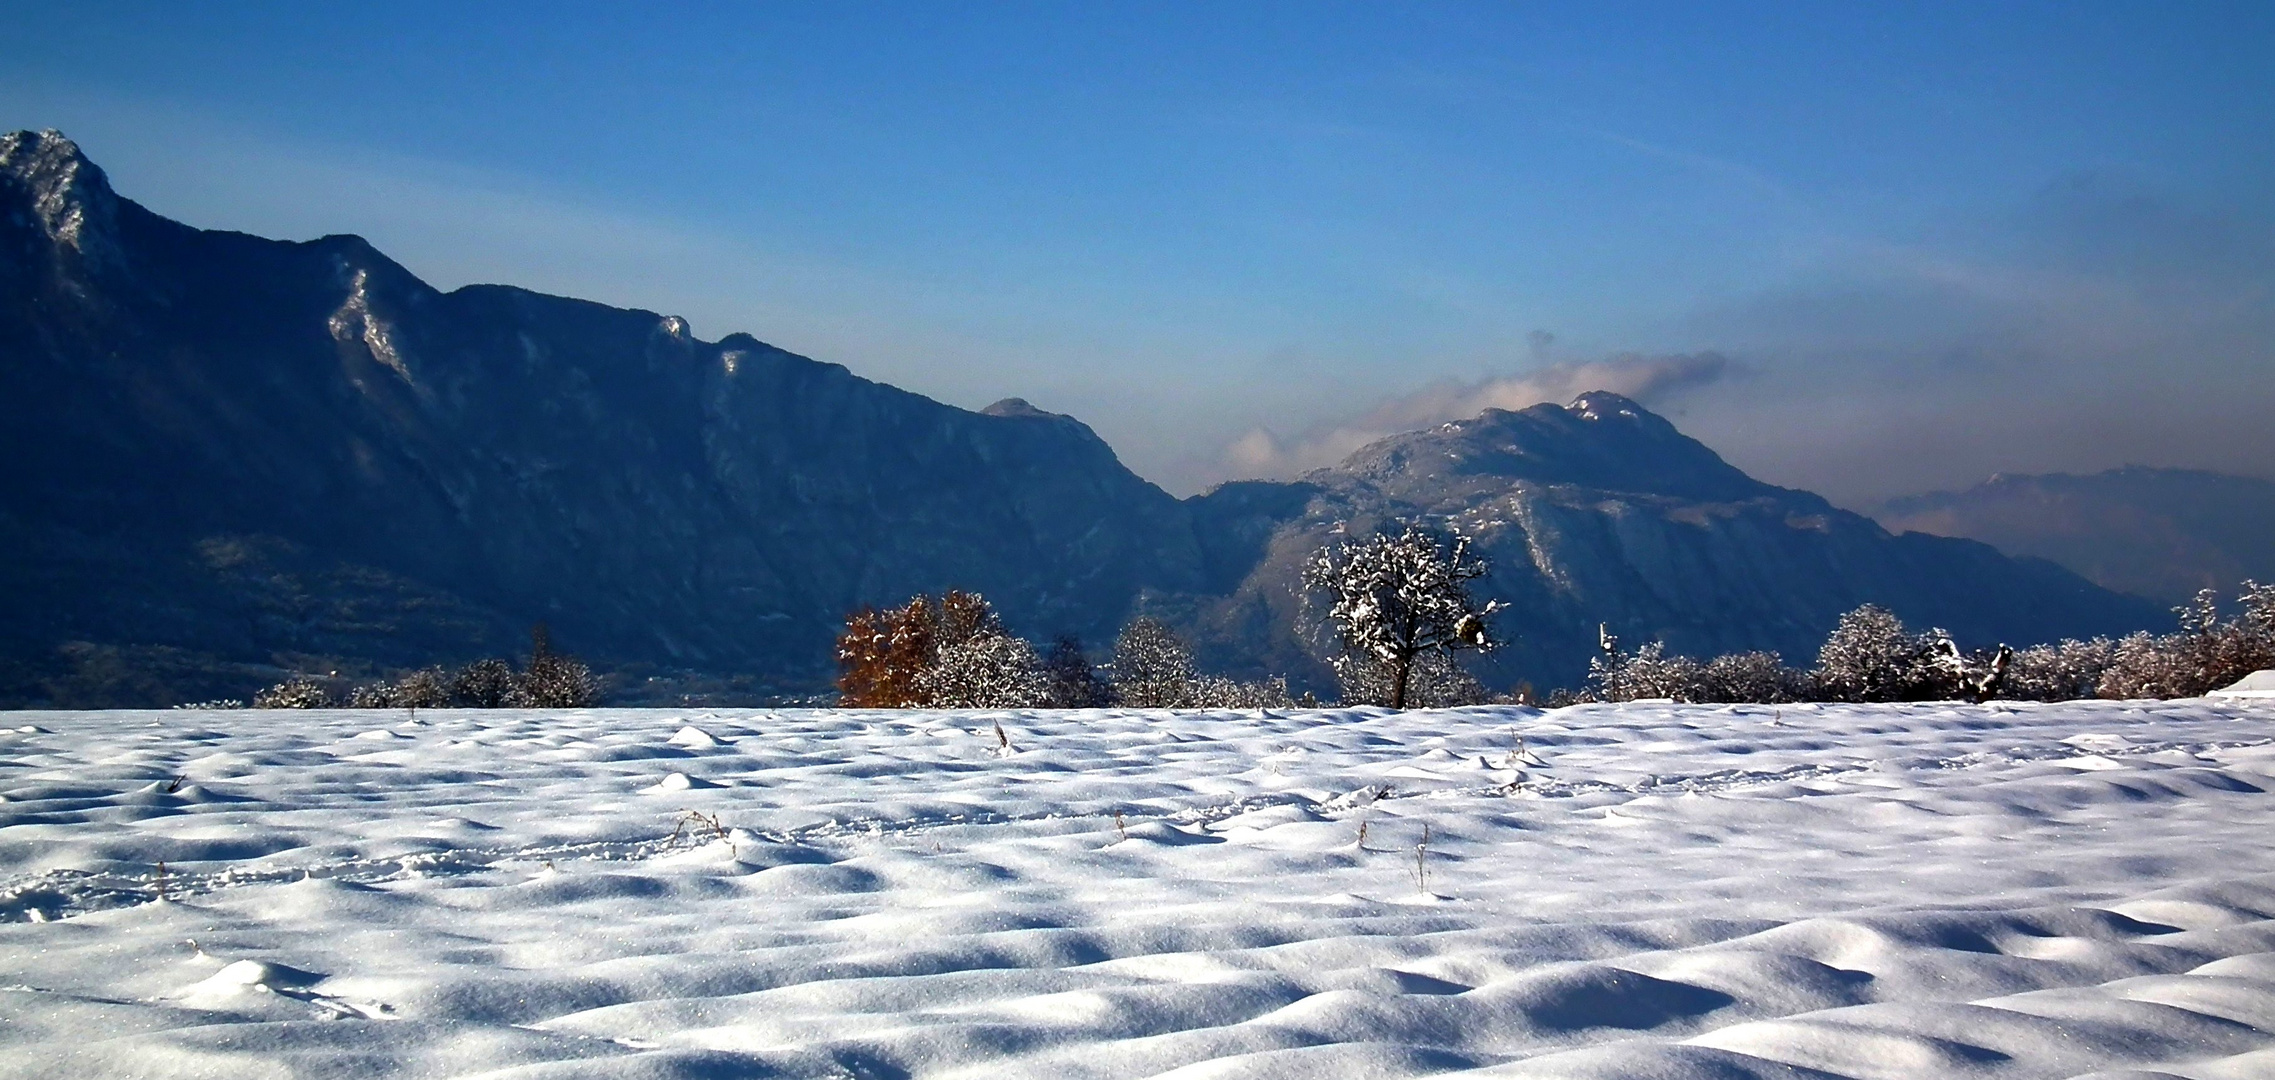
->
(1303, 521, 1500, 709)
(1042, 635, 1112, 708)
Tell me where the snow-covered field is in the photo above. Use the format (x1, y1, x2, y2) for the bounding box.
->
(5, 701, 2275, 1079)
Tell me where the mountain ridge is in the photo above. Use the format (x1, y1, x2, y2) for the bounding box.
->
(0, 130, 2165, 704)
(0, 129, 1208, 703)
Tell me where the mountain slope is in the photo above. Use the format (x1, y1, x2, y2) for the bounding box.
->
(0, 129, 1203, 703)
(1172, 394, 2163, 690)
(1877, 468, 2275, 606)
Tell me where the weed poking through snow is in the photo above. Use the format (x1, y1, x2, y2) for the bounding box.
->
(1412, 823, 1432, 895)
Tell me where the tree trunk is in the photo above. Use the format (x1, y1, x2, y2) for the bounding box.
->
(1391, 655, 1410, 710)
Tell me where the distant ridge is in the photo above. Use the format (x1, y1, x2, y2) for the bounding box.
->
(1878, 467, 2275, 605)
(0, 130, 2164, 704)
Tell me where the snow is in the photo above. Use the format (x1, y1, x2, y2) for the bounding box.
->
(3, 700, 2275, 1077)
(2212, 670, 2275, 698)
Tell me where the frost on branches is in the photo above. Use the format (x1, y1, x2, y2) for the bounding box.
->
(1110, 617, 1194, 708)
(251, 625, 597, 709)
(915, 633, 1049, 709)
(837, 591, 1049, 708)
(1302, 521, 1501, 709)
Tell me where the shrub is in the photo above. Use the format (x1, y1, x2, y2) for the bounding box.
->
(1186, 673, 1297, 709)
(1999, 637, 2114, 701)
(392, 666, 453, 709)
(254, 677, 335, 709)
(346, 681, 403, 708)
(1699, 651, 1810, 703)
(1337, 648, 1487, 707)
(2096, 585, 2275, 699)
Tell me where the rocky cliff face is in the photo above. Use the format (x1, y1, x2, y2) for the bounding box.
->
(0, 130, 1202, 703)
(1169, 393, 2164, 690)
(0, 130, 2166, 704)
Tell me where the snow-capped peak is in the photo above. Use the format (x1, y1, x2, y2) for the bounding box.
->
(0, 129, 123, 265)
(1566, 390, 1645, 421)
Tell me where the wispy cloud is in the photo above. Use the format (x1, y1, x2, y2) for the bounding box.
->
(1222, 352, 1732, 480)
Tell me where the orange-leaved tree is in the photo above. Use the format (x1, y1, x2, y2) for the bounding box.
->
(836, 590, 1004, 706)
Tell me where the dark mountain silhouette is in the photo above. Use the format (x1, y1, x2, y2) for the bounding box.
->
(0, 130, 1202, 704)
(0, 130, 2164, 704)
(1877, 468, 2275, 606)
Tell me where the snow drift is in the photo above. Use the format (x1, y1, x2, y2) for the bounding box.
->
(2, 700, 2274, 1077)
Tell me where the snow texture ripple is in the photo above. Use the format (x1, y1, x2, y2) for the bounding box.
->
(2, 701, 2274, 1078)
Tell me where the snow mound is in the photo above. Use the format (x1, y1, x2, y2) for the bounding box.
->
(666, 726, 719, 749)
(2212, 669, 2275, 698)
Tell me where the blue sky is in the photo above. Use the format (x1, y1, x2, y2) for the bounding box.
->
(6, 2, 2272, 502)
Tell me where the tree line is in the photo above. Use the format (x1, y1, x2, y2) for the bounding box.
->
(214, 521, 2275, 711)
(834, 591, 1294, 709)
(840, 521, 2275, 709)
(246, 624, 598, 709)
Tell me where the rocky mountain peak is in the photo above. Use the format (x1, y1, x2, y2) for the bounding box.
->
(1565, 390, 1647, 420)
(1326, 392, 1768, 503)
(0, 129, 120, 258)
(981, 397, 1058, 419)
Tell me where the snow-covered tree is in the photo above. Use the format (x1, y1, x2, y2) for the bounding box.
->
(1336, 648, 1487, 707)
(1303, 522, 1500, 709)
(513, 624, 597, 708)
(1698, 651, 1809, 703)
(1111, 617, 1194, 708)
(2242, 580, 2275, 641)
(2096, 583, 2275, 699)
(254, 677, 335, 709)
(914, 632, 1049, 708)
(2098, 630, 2192, 699)
(2001, 637, 2117, 702)
(1810, 605, 1941, 702)
(450, 658, 519, 708)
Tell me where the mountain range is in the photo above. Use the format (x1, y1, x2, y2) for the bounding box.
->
(0, 130, 2164, 705)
